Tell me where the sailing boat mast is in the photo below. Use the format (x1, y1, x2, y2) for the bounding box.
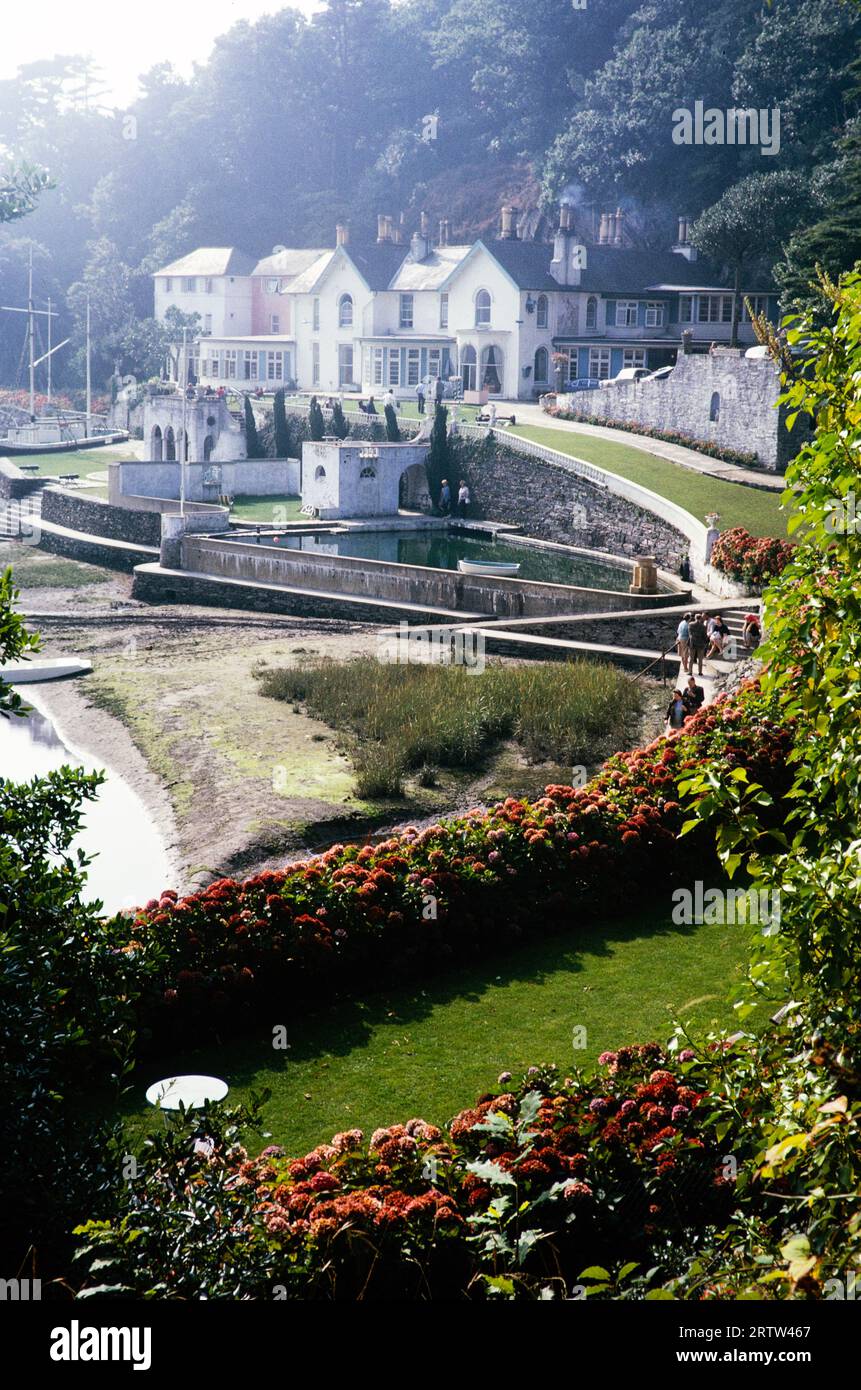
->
(28, 246, 35, 419)
(85, 295, 91, 434)
(47, 295, 52, 404)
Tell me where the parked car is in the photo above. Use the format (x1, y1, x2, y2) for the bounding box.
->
(601, 366, 649, 387)
(643, 365, 675, 381)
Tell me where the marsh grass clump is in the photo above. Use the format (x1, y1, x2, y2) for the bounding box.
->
(257, 656, 642, 797)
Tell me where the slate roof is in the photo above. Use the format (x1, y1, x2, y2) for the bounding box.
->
(153, 247, 256, 278)
(343, 242, 411, 290)
(483, 240, 774, 295)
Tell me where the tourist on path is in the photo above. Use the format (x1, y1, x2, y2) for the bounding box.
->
(676, 612, 692, 674)
(665, 689, 686, 734)
(457, 481, 471, 518)
(743, 613, 761, 650)
(706, 614, 730, 659)
(682, 675, 705, 718)
(688, 614, 709, 676)
(384, 387, 396, 411)
(434, 376, 444, 406)
(439, 478, 451, 515)
(416, 382, 426, 414)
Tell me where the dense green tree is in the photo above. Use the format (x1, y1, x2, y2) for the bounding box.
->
(273, 387, 291, 456)
(330, 399, 350, 439)
(384, 402, 400, 441)
(690, 172, 813, 344)
(309, 395, 326, 441)
(243, 394, 265, 458)
(425, 402, 451, 507)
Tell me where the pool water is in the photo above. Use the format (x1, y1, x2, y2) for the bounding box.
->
(254, 528, 638, 591)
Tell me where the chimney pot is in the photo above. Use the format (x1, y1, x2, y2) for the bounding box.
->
(335, 223, 349, 247)
(420, 209, 430, 237)
(559, 202, 572, 231)
(598, 212, 608, 244)
(500, 205, 517, 239)
(377, 214, 387, 243)
(614, 208, 624, 245)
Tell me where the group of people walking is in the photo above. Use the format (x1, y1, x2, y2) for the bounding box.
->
(438, 478, 470, 517)
(665, 676, 706, 732)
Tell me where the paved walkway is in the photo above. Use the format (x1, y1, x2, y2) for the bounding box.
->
(495, 400, 786, 492)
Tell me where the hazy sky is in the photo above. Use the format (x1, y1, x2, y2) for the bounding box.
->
(1, 0, 322, 106)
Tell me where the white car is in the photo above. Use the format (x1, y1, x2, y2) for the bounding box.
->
(643, 365, 675, 381)
(601, 366, 649, 387)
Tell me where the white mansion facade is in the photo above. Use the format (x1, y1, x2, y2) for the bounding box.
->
(153, 207, 778, 402)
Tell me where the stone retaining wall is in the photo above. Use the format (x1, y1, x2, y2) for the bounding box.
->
(42, 488, 162, 546)
(555, 351, 810, 472)
(454, 436, 689, 570)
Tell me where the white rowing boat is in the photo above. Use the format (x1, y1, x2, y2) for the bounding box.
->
(457, 558, 521, 577)
(0, 657, 93, 684)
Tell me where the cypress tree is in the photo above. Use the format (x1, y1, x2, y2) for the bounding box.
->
(243, 395, 264, 459)
(273, 387, 291, 457)
(309, 394, 325, 441)
(384, 403, 401, 442)
(331, 400, 350, 439)
(426, 403, 451, 508)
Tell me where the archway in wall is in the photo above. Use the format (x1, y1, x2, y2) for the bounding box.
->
(203, 435, 214, 462)
(151, 424, 163, 461)
(399, 460, 430, 511)
(164, 426, 176, 461)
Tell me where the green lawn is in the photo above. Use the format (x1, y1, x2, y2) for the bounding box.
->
(124, 904, 755, 1158)
(511, 425, 789, 538)
(230, 494, 304, 523)
(0, 541, 110, 587)
(0, 445, 129, 480)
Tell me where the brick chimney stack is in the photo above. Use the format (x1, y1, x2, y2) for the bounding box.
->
(500, 205, 517, 240)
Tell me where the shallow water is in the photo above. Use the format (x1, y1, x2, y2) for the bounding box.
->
(243, 527, 640, 591)
(0, 693, 172, 914)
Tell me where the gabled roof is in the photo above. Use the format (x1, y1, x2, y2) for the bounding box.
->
(153, 247, 256, 278)
(342, 242, 410, 290)
(252, 248, 330, 281)
(576, 247, 775, 295)
(480, 239, 564, 292)
(287, 251, 337, 294)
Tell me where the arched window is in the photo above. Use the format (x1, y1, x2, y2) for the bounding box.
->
(533, 347, 549, 382)
(151, 424, 163, 461)
(586, 296, 598, 330)
(314, 465, 326, 480)
(709, 391, 720, 423)
(474, 289, 492, 327)
(536, 295, 548, 328)
(359, 467, 376, 479)
(480, 345, 504, 394)
(461, 345, 477, 393)
(338, 294, 353, 327)
(164, 425, 176, 461)
(203, 434, 214, 462)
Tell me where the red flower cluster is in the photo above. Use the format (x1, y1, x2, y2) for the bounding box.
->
(710, 526, 795, 587)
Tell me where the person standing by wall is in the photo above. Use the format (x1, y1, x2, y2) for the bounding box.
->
(416, 381, 426, 415)
(688, 613, 709, 676)
(676, 612, 692, 675)
(439, 478, 451, 515)
(457, 480, 471, 518)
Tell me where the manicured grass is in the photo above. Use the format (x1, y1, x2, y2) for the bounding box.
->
(124, 904, 754, 1157)
(257, 655, 643, 797)
(230, 494, 304, 523)
(511, 425, 789, 538)
(0, 446, 130, 480)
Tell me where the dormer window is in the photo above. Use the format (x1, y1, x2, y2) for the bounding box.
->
(536, 295, 548, 328)
(338, 294, 353, 327)
(475, 289, 491, 327)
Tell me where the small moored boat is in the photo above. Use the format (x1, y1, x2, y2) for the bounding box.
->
(0, 657, 93, 684)
(457, 558, 521, 577)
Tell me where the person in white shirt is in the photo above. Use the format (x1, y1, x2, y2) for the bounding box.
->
(676, 613, 692, 675)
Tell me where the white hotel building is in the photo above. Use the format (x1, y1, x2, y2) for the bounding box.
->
(153, 208, 777, 402)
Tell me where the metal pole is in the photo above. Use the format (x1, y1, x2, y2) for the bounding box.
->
(27, 247, 35, 420)
(85, 296, 92, 435)
(46, 295, 52, 404)
(180, 327, 187, 517)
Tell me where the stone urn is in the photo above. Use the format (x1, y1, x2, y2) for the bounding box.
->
(629, 555, 659, 595)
